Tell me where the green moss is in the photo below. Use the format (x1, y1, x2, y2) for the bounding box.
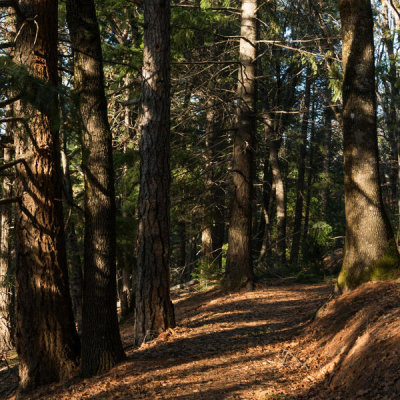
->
(338, 241, 400, 291)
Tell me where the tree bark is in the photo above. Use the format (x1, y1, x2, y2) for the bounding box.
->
(381, 0, 400, 235)
(338, 0, 400, 291)
(134, 0, 175, 346)
(225, 0, 257, 291)
(66, 0, 125, 376)
(0, 147, 14, 352)
(13, 0, 80, 391)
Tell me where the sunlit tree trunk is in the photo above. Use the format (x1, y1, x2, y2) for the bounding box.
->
(338, 0, 400, 291)
(269, 138, 287, 266)
(0, 147, 14, 352)
(134, 0, 175, 345)
(66, 0, 125, 376)
(225, 0, 257, 291)
(13, 0, 80, 391)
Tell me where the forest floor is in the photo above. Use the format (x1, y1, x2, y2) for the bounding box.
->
(2, 279, 400, 399)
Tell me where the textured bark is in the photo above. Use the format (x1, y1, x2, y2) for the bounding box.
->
(338, 0, 400, 291)
(134, 0, 175, 346)
(13, 0, 80, 391)
(381, 0, 400, 232)
(290, 76, 312, 270)
(225, 0, 257, 291)
(0, 147, 14, 352)
(66, 0, 125, 376)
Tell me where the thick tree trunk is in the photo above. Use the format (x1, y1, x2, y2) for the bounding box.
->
(134, 0, 175, 346)
(0, 147, 14, 352)
(13, 0, 80, 391)
(290, 76, 312, 270)
(381, 0, 400, 233)
(225, 0, 257, 291)
(66, 0, 125, 376)
(338, 0, 400, 291)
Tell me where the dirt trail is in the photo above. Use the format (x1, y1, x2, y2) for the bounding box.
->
(11, 282, 332, 400)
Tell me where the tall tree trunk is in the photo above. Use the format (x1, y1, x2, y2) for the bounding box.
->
(66, 0, 125, 376)
(13, 0, 80, 391)
(201, 96, 216, 272)
(201, 91, 223, 277)
(134, 0, 175, 346)
(322, 105, 333, 220)
(0, 147, 14, 352)
(225, 0, 257, 291)
(381, 0, 399, 236)
(338, 0, 400, 291)
(269, 138, 287, 266)
(255, 152, 273, 264)
(302, 98, 316, 246)
(290, 76, 312, 270)
(60, 114, 83, 336)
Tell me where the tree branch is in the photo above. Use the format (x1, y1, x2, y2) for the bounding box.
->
(0, 196, 20, 206)
(0, 158, 26, 173)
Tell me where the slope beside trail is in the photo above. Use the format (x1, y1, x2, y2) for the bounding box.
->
(2, 280, 400, 399)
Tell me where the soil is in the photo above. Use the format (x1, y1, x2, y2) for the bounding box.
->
(2, 279, 400, 399)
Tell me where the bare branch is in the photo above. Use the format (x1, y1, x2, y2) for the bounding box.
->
(0, 158, 26, 173)
(118, 98, 141, 106)
(0, 196, 20, 206)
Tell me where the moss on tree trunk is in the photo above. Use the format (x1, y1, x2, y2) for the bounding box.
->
(338, 0, 400, 291)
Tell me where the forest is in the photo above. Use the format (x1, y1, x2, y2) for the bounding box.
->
(0, 0, 400, 399)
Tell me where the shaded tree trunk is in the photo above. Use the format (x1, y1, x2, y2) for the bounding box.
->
(290, 76, 312, 270)
(225, 0, 257, 291)
(322, 105, 333, 220)
(178, 220, 187, 283)
(338, 0, 400, 291)
(302, 98, 316, 246)
(381, 0, 400, 235)
(66, 0, 125, 376)
(13, 0, 80, 391)
(269, 138, 287, 266)
(60, 117, 83, 336)
(134, 0, 175, 345)
(201, 91, 223, 277)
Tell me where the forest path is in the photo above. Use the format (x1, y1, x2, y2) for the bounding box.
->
(20, 281, 333, 400)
